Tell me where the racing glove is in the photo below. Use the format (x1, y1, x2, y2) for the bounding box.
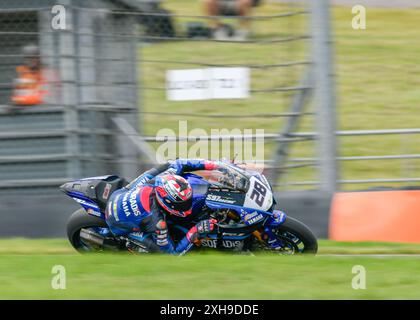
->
(186, 219, 218, 243)
(169, 159, 220, 175)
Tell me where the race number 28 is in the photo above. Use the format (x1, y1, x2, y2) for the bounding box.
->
(249, 180, 267, 207)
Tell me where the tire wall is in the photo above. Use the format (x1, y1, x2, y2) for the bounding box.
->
(330, 190, 420, 243)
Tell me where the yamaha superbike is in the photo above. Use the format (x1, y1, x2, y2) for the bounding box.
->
(60, 161, 318, 255)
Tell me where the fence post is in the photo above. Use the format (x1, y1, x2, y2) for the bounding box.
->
(309, 0, 339, 192)
(270, 70, 313, 185)
(112, 117, 156, 180)
(58, 1, 81, 179)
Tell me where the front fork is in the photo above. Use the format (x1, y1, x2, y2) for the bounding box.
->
(262, 210, 287, 249)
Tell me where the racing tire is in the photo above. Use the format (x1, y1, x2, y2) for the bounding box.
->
(66, 209, 108, 253)
(274, 216, 318, 254)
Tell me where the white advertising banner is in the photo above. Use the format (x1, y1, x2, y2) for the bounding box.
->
(166, 67, 250, 101)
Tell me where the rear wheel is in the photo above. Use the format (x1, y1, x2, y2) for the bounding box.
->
(66, 209, 120, 253)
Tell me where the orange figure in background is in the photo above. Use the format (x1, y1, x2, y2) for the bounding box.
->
(11, 44, 47, 106)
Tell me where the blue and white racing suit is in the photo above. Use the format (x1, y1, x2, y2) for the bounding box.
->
(105, 159, 219, 254)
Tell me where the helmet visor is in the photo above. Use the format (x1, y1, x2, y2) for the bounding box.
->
(163, 196, 193, 213)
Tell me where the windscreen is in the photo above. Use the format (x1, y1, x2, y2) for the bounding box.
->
(195, 163, 250, 192)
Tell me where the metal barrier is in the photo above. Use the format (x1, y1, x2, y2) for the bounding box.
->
(113, 125, 420, 190)
(0, 0, 318, 195)
(0, 105, 140, 194)
(0, 0, 417, 196)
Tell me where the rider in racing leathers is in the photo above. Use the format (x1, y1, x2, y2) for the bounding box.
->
(105, 159, 220, 255)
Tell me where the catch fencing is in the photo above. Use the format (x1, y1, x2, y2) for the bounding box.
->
(0, 0, 418, 197)
(0, 0, 316, 195)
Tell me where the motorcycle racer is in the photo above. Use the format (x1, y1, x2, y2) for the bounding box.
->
(105, 159, 220, 255)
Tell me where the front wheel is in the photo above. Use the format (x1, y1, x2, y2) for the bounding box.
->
(274, 216, 318, 254)
(255, 216, 318, 254)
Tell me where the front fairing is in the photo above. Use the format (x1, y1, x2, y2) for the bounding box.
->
(183, 167, 284, 227)
(184, 173, 209, 200)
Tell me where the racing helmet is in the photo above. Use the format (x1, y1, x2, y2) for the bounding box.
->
(155, 174, 193, 217)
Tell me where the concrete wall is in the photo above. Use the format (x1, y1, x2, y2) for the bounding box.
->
(0, 192, 79, 238)
(275, 191, 332, 238)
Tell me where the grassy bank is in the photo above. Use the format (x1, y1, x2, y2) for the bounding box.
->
(139, 2, 420, 190)
(1, 238, 420, 299)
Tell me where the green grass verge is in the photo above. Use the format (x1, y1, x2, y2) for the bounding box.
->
(1, 238, 420, 299)
(139, 1, 420, 190)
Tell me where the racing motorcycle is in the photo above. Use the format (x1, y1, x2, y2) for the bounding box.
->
(60, 161, 318, 255)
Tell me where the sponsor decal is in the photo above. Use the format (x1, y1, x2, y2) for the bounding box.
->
(102, 183, 112, 200)
(129, 190, 141, 216)
(273, 211, 286, 223)
(166, 168, 177, 174)
(138, 176, 150, 185)
(72, 183, 81, 191)
(120, 191, 142, 217)
(72, 197, 99, 210)
(86, 208, 101, 217)
(79, 175, 111, 181)
(223, 232, 246, 237)
(156, 239, 169, 246)
(164, 179, 178, 199)
(226, 189, 241, 193)
(105, 201, 111, 218)
(130, 232, 145, 240)
(206, 194, 236, 204)
(122, 192, 132, 217)
(113, 194, 121, 221)
(201, 239, 242, 249)
(243, 211, 264, 224)
(113, 202, 118, 218)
